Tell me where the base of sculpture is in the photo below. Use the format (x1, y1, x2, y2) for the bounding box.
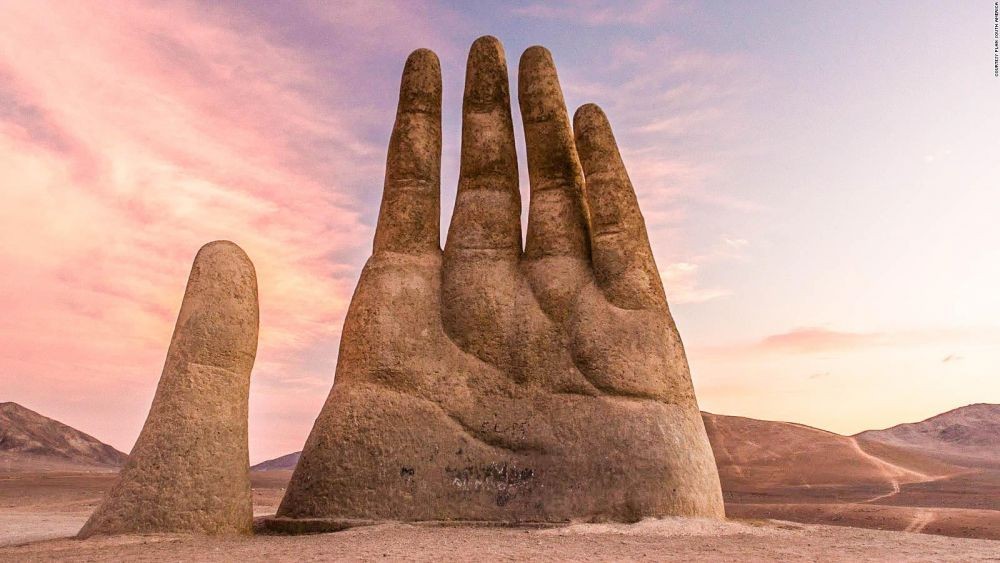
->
(261, 516, 568, 535)
(272, 383, 724, 527)
(261, 517, 375, 535)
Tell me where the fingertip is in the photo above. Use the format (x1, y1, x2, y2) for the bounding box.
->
(573, 103, 609, 132)
(189, 240, 258, 306)
(520, 45, 553, 70)
(575, 104, 611, 156)
(466, 36, 509, 104)
(471, 35, 503, 55)
(400, 48, 442, 115)
(517, 45, 565, 124)
(195, 240, 255, 274)
(405, 48, 441, 72)
(468, 36, 507, 73)
(199, 239, 241, 254)
(518, 46, 555, 90)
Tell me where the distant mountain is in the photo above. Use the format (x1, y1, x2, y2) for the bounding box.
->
(0, 402, 127, 471)
(856, 403, 1000, 468)
(252, 451, 300, 471)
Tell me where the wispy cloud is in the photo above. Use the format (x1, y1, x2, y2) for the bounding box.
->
(554, 32, 761, 307)
(703, 326, 1000, 358)
(557, 33, 756, 201)
(661, 262, 732, 304)
(512, 0, 676, 26)
(659, 234, 750, 304)
(0, 1, 460, 460)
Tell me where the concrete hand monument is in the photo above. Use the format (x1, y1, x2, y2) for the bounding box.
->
(271, 37, 723, 529)
(79, 241, 258, 537)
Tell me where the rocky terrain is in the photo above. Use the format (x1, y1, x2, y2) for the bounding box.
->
(857, 403, 1000, 468)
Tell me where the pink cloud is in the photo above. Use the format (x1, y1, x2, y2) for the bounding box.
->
(759, 327, 876, 353)
(0, 1, 462, 461)
(0, 1, 761, 461)
(700, 326, 1000, 358)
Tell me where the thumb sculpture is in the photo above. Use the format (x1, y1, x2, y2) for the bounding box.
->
(268, 37, 724, 532)
(78, 240, 259, 538)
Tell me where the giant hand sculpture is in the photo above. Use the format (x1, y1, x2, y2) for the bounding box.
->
(272, 37, 723, 529)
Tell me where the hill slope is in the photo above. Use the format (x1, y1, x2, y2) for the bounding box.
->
(251, 451, 300, 472)
(0, 402, 127, 471)
(856, 403, 1000, 468)
(705, 407, 999, 538)
(702, 412, 957, 503)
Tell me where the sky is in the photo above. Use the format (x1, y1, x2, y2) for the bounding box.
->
(1, 0, 997, 463)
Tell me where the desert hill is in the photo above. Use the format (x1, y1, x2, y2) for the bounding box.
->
(702, 412, 958, 504)
(0, 402, 126, 471)
(704, 406, 1000, 538)
(856, 403, 1000, 469)
(251, 451, 300, 472)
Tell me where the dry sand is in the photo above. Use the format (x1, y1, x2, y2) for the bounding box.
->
(4, 516, 1000, 562)
(2, 470, 998, 561)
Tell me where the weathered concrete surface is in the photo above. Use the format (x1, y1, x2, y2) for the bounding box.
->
(79, 241, 259, 537)
(272, 37, 724, 527)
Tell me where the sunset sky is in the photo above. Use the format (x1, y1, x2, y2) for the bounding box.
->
(2, 1, 997, 463)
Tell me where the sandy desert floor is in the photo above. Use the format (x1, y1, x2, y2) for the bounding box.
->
(721, 466, 1000, 540)
(2, 470, 998, 561)
(7, 519, 1000, 562)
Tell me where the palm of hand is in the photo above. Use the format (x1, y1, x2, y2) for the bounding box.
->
(276, 37, 723, 524)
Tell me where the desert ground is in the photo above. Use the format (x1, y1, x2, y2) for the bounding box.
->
(3, 402, 997, 560)
(2, 469, 999, 562)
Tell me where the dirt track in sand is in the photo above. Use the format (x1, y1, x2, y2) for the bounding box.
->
(701, 411, 1000, 540)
